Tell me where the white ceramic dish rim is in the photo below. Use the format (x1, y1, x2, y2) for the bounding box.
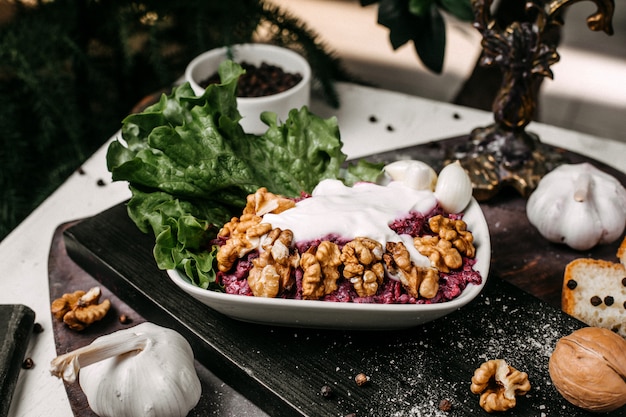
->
(167, 197, 490, 328)
(184, 43, 312, 102)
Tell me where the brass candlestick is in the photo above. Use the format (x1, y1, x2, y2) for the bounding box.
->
(452, 0, 614, 201)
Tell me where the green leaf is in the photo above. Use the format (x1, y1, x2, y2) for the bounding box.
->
(374, 0, 447, 72)
(408, 0, 435, 16)
(106, 61, 367, 287)
(412, 6, 446, 73)
(378, 0, 415, 49)
(343, 160, 385, 186)
(438, 0, 474, 22)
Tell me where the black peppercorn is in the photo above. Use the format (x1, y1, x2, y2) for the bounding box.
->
(590, 296, 602, 306)
(439, 399, 452, 412)
(604, 296, 615, 306)
(354, 373, 369, 386)
(22, 357, 34, 369)
(199, 61, 302, 98)
(119, 314, 132, 324)
(622, 277, 626, 287)
(33, 322, 44, 333)
(566, 279, 577, 290)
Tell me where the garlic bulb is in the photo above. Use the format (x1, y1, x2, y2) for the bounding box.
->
(50, 322, 201, 417)
(383, 160, 438, 191)
(526, 163, 626, 251)
(434, 161, 473, 213)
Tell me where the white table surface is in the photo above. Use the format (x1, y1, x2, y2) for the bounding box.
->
(2, 82, 625, 416)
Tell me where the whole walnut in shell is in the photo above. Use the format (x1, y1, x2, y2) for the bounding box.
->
(549, 327, 626, 413)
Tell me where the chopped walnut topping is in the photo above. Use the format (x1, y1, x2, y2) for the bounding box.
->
(217, 214, 271, 272)
(429, 215, 475, 258)
(217, 189, 295, 273)
(470, 359, 531, 413)
(413, 215, 475, 274)
(248, 253, 281, 298)
(300, 241, 342, 300)
(413, 235, 462, 273)
(248, 228, 299, 297)
(341, 237, 385, 297)
(243, 187, 296, 216)
(51, 287, 110, 331)
(383, 241, 439, 299)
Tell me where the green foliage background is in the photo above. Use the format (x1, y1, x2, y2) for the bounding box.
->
(0, 0, 352, 240)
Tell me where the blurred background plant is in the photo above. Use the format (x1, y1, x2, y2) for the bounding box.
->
(0, 0, 558, 240)
(361, 0, 474, 73)
(0, 0, 354, 240)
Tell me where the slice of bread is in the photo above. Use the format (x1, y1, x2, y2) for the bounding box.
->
(562, 238, 626, 338)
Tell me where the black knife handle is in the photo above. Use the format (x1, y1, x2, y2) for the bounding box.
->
(0, 304, 35, 417)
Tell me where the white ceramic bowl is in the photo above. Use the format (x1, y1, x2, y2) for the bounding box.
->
(168, 198, 490, 330)
(184, 43, 311, 134)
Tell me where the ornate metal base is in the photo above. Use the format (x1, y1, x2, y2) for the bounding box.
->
(448, 124, 565, 201)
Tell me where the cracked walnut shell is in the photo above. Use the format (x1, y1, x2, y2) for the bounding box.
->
(470, 359, 530, 413)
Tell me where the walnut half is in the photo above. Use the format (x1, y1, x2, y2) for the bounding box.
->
(383, 241, 439, 299)
(300, 241, 342, 300)
(470, 359, 531, 413)
(340, 237, 385, 297)
(51, 287, 110, 331)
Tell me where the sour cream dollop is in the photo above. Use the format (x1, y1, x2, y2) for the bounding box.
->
(261, 179, 437, 268)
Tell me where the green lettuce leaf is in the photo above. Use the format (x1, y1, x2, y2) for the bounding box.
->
(107, 61, 382, 288)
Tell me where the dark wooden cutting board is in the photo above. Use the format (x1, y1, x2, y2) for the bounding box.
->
(54, 137, 626, 417)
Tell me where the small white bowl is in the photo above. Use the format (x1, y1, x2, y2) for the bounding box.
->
(184, 43, 311, 134)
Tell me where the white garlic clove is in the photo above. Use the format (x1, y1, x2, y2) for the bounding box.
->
(382, 160, 438, 191)
(434, 161, 473, 213)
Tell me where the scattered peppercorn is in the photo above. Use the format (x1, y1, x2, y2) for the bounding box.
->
(33, 322, 43, 333)
(622, 277, 626, 287)
(386, 124, 394, 132)
(604, 296, 615, 306)
(438, 399, 453, 412)
(590, 296, 602, 306)
(566, 279, 577, 290)
(354, 373, 369, 386)
(200, 62, 302, 98)
(22, 357, 34, 369)
(320, 385, 333, 398)
(119, 314, 132, 324)
(368, 115, 378, 123)
(623, 301, 626, 309)
(96, 179, 106, 187)
(452, 113, 461, 120)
